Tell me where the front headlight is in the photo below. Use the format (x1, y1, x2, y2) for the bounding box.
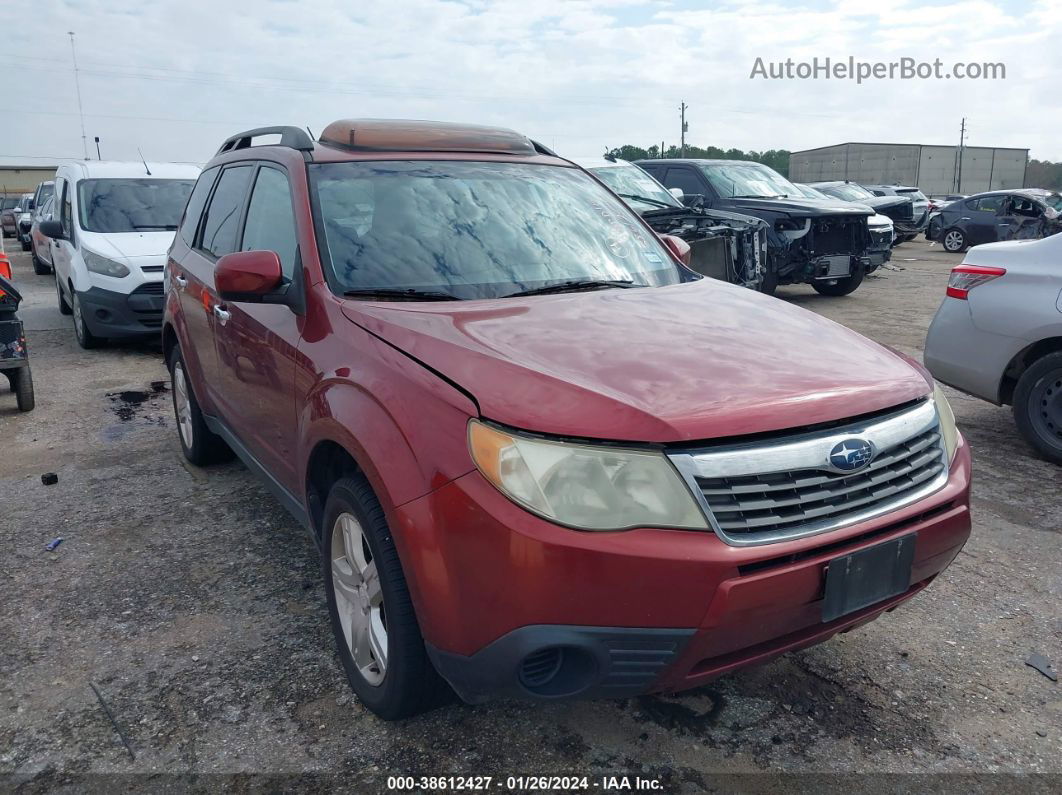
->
(468, 419, 708, 531)
(933, 383, 959, 463)
(83, 249, 130, 278)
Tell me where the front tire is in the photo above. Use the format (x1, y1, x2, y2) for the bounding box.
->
(812, 264, 865, 297)
(168, 347, 231, 465)
(71, 292, 101, 349)
(942, 227, 967, 253)
(322, 475, 451, 720)
(55, 274, 72, 315)
(32, 249, 51, 275)
(1013, 351, 1062, 465)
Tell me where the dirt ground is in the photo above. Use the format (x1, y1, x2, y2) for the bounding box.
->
(1, 238, 1059, 793)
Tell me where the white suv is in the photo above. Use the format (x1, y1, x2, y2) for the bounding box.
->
(40, 160, 200, 348)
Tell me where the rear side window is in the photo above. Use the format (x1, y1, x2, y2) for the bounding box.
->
(178, 166, 219, 246)
(241, 166, 297, 279)
(971, 196, 1003, 212)
(199, 165, 253, 259)
(662, 168, 706, 198)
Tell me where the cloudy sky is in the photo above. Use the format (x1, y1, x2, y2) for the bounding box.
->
(4, 0, 1059, 167)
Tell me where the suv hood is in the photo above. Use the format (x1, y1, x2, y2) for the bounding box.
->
(725, 196, 873, 218)
(341, 279, 930, 443)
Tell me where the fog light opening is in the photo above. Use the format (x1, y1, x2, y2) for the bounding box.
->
(517, 646, 597, 697)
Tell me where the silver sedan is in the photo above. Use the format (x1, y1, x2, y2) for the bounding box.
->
(925, 231, 1062, 464)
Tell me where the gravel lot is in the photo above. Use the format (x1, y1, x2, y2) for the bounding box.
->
(1, 239, 1059, 792)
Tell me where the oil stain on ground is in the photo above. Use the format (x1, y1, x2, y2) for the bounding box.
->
(102, 381, 170, 441)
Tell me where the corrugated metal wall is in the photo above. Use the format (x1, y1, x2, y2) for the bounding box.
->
(789, 144, 1028, 195)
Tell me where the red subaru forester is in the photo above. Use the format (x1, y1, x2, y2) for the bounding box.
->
(163, 119, 971, 720)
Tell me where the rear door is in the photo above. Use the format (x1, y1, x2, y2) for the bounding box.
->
(170, 165, 222, 406)
(212, 162, 303, 491)
(965, 195, 1004, 244)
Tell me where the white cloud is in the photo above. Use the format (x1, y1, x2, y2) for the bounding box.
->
(3, 0, 1059, 167)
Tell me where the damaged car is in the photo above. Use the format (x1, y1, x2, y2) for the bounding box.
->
(863, 185, 930, 242)
(930, 190, 1062, 252)
(795, 183, 894, 271)
(637, 158, 874, 296)
(808, 181, 920, 245)
(579, 157, 768, 290)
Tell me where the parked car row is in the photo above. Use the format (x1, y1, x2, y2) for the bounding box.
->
(15, 117, 1055, 724)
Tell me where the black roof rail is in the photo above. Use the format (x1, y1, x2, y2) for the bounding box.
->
(216, 126, 315, 155)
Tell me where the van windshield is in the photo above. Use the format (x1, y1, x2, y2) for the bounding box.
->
(77, 178, 195, 233)
(310, 161, 687, 300)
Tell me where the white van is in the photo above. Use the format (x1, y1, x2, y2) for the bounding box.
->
(41, 161, 200, 348)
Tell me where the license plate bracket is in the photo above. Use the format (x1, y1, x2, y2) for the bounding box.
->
(822, 534, 916, 623)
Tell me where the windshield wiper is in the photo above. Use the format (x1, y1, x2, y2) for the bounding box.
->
(133, 224, 178, 230)
(731, 194, 784, 199)
(616, 193, 675, 209)
(343, 287, 462, 301)
(503, 279, 637, 298)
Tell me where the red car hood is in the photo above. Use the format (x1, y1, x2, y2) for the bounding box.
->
(341, 280, 931, 443)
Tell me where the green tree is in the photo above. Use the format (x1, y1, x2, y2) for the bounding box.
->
(606, 142, 791, 176)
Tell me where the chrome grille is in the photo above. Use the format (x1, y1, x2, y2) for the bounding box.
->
(669, 400, 949, 546)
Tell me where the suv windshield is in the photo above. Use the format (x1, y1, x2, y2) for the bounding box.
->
(898, 189, 928, 202)
(824, 184, 875, 201)
(310, 161, 688, 300)
(36, 183, 54, 207)
(588, 162, 682, 212)
(77, 178, 195, 233)
(698, 162, 797, 199)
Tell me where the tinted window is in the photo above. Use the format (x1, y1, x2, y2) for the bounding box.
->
(60, 182, 74, 239)
(200, 166, 253, 258)
(662, 168, 706, 198)
(76, 179, 195, 233)
(310, 160, 687, 300)
(178, 166, 219, 246)
(241, 167, 297, 278)
(973, 196, 1003, 213)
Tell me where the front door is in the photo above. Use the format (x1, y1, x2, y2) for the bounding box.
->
(212, 163, 303, 492)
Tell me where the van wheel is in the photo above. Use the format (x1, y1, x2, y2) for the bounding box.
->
(1013, 351, 1062, 465)
(168, 347, 232, 465)
(55, 274, 72, 315)
(14, 368, 35, 412)
(942, 228, 967, 253)
(812, 264, 865, 297)
(71, 292, 101, 349)
(322, 475, 451, 720)
(32, 249, 51, 275)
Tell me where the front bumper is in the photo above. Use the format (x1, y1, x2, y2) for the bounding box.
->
(78, 283, 165, 338)
(397, 439, 972, 703)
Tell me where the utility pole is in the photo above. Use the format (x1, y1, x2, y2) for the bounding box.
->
(68, 32, 88, 160)
(679, 102, 688, 158)
(955, 117, 967, 193)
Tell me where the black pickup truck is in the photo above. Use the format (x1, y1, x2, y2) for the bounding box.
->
(636, 159, 874, 296)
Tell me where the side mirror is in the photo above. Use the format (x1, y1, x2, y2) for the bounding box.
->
(215, 250, 284, 302)
(659, 234, 691, 266)
(668, 187, 684, 201)
(39, 219, 65, 240)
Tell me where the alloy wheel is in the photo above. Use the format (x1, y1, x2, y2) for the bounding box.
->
(331, 512, 388, 686)
(944, 230, 964, 251)
(72, 294, 85, 343)
(172, 362, 194, 449)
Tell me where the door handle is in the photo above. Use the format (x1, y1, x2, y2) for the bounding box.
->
(174, 274, 188, 289)
(213, 304, 231, 325)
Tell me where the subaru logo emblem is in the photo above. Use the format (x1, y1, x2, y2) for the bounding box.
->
(829, 439, 874, 472)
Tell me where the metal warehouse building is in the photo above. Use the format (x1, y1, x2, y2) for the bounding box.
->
(788, 142, 1028, 197)
(0, 165, 57, 199)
